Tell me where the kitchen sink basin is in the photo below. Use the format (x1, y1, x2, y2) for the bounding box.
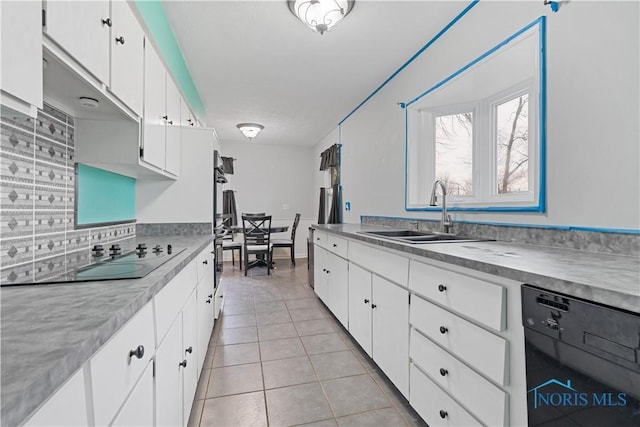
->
(359, 230, 491, 244)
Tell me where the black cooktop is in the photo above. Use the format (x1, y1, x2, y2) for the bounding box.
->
(3, 243, 185, 286)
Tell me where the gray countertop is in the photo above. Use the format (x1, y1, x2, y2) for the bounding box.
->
(0, 235, 212, 427)
(313, 224, 640, 313)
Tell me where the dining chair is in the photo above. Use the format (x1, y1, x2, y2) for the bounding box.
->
(221, 219, 243, 269)
(242, 214, 273, 275)
(271, 213, 301, 266)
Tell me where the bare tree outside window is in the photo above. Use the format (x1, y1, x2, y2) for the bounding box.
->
(497, 94, 529, 193)
(435, 112, 473, 196)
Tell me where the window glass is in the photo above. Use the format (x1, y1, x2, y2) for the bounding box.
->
(435, 113, 473, 196)
(496, 94, 529, 194)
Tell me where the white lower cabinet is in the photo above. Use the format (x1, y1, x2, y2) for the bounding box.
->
(348, 263, 372, 356)
(372, 275, 409, 397)
(410, 363, 481, 427)
(314, 247, 348, 327)
(314, 246, 328, 303)
(23, 369, 88, 427)
(182, 291, 199, 426)
(111, 361, 154, 427)
(214, 280, 225, 320)
(90, 302, 155, 426)
(196, 275, 215, 376)
(155, 313, 185, 427)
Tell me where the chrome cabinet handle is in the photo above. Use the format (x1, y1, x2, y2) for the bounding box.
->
(102, 18, 112, 27)
(179, 359, 187, 368)
(439, 326, 448, 334)
(438, 284, 447, 292)
(185, 346, 193, 354)
(115, 36, 125, 45)
(439, 368, 448, 376)
(439, 410, 448, 419)
(364, 299, 370, 304)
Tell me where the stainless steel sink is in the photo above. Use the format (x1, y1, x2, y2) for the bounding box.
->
(359, 230, 490, 244)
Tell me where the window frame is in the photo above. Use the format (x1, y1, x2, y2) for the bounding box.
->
(404, 17, 546, 213)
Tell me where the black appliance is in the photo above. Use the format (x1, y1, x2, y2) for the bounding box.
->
(521, 284, 640, 426)
(213, 150, 227, 290)
(2, 244, 185, 285)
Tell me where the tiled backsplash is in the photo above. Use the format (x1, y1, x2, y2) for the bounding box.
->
(0, 104, 135, 284)
(361, 216, 640, 256)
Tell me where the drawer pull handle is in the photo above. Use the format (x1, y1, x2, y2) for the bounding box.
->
(333, 243, 337, 247)
(206, 298, 212, 304)
(203, 260, 208, 265)
(439, 326, 448, 334)
(208, 294, 213, 299)
(316, 237, 320, 241)
(102, 18, 112, 27)
(185, 346, 193, 354)
(439, 410, 448, 419)
(179, 359, 187, 368)
(326, 270, 330, 274)
(129, 345, 145, 359)
(439, 368, 448, 376)
(115, 36, 125, 45)
(371, 304, 377, 309)
(438, 284, 447, 292)
(364, 299, 370, 304)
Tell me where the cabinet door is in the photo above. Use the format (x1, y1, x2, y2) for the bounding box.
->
(0, 0, 42, 114)
(111, 362, 154, 427)
(372, 275, 409, 397)
(142, 42, 166, 169)
(156, 315, 184, 427)
(348, 263, 372, 356)
(23, 369, 87, 427)
(313, 247, 328, 304)
(214, 280, 225, 320)
(182, 291, 199, 427)
(110, 1, 144, 116)
(196, 278, 214, 376)
(164, 80, 182, 175)
(327, 253, 349, 328)
(46, 1, 110, 83)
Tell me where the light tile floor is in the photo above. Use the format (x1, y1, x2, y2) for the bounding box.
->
(189, 260, 426, 427)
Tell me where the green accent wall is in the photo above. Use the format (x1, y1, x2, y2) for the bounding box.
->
(133, 0, 207, 121)
(77, 164, 136, 226)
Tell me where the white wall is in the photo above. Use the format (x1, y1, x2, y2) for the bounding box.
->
(317, 1, 640, 231)
(219, 141, 316, 259)
(136, 127, 219, 223)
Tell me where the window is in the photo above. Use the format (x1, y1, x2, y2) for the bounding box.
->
(405, 18, 545, 212)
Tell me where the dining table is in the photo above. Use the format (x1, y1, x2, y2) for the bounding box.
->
(230, 225, 289, 269)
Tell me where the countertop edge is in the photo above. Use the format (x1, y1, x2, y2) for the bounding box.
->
(312, 225, 640, 312)
(1, 236, 212, 427)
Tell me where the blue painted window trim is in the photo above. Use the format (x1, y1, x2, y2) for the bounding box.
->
(404, 17, 547, 213)
(338, 1, 480, 126)
(360, 215, 640, 236)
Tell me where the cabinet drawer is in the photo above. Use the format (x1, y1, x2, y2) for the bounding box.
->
(349, 241, 409, 287)
(410, 296, 508, 385)
(196, 242, 214, 282)
(90, 302, 154, 426)
(410, 329, 508, 426)
(155, 260, 198, 344)
(410, 363, 481, 427)
(313, 229, 328, 248)
(327, 234, 348, 258)
(409, 260, 506, 331)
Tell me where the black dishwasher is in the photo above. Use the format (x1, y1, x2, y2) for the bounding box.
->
(522, 284, 640, 426)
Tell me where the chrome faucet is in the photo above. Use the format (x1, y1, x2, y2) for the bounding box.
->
(429, 180, 452, 233)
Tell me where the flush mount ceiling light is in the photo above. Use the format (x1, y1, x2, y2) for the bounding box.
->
(78, 97, 99, 108)
(287, 0, 355, 35)
(236, 123, 264, 140)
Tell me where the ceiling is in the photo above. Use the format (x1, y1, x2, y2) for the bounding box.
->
(162, 1, 468, 146)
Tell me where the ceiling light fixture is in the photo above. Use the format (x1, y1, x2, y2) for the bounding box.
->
(287, 0, 355, 35)
(236, 123, 264, 140)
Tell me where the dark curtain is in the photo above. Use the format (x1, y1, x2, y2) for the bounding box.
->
(223, 190, 238, 226)
(317, 188, 326, 224)
(327, 185, 342, 224)
(319, 144, 339, 171)
(221, 157, 234, 174)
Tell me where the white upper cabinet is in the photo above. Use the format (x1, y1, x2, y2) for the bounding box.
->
(142, 41, 167, 170)
(45, 1, 111, 84)
(180, 99, 195, 127)
(110, 1, 144, 116)
(165, 78, 182, 176)
(0, 1, 43, 116)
